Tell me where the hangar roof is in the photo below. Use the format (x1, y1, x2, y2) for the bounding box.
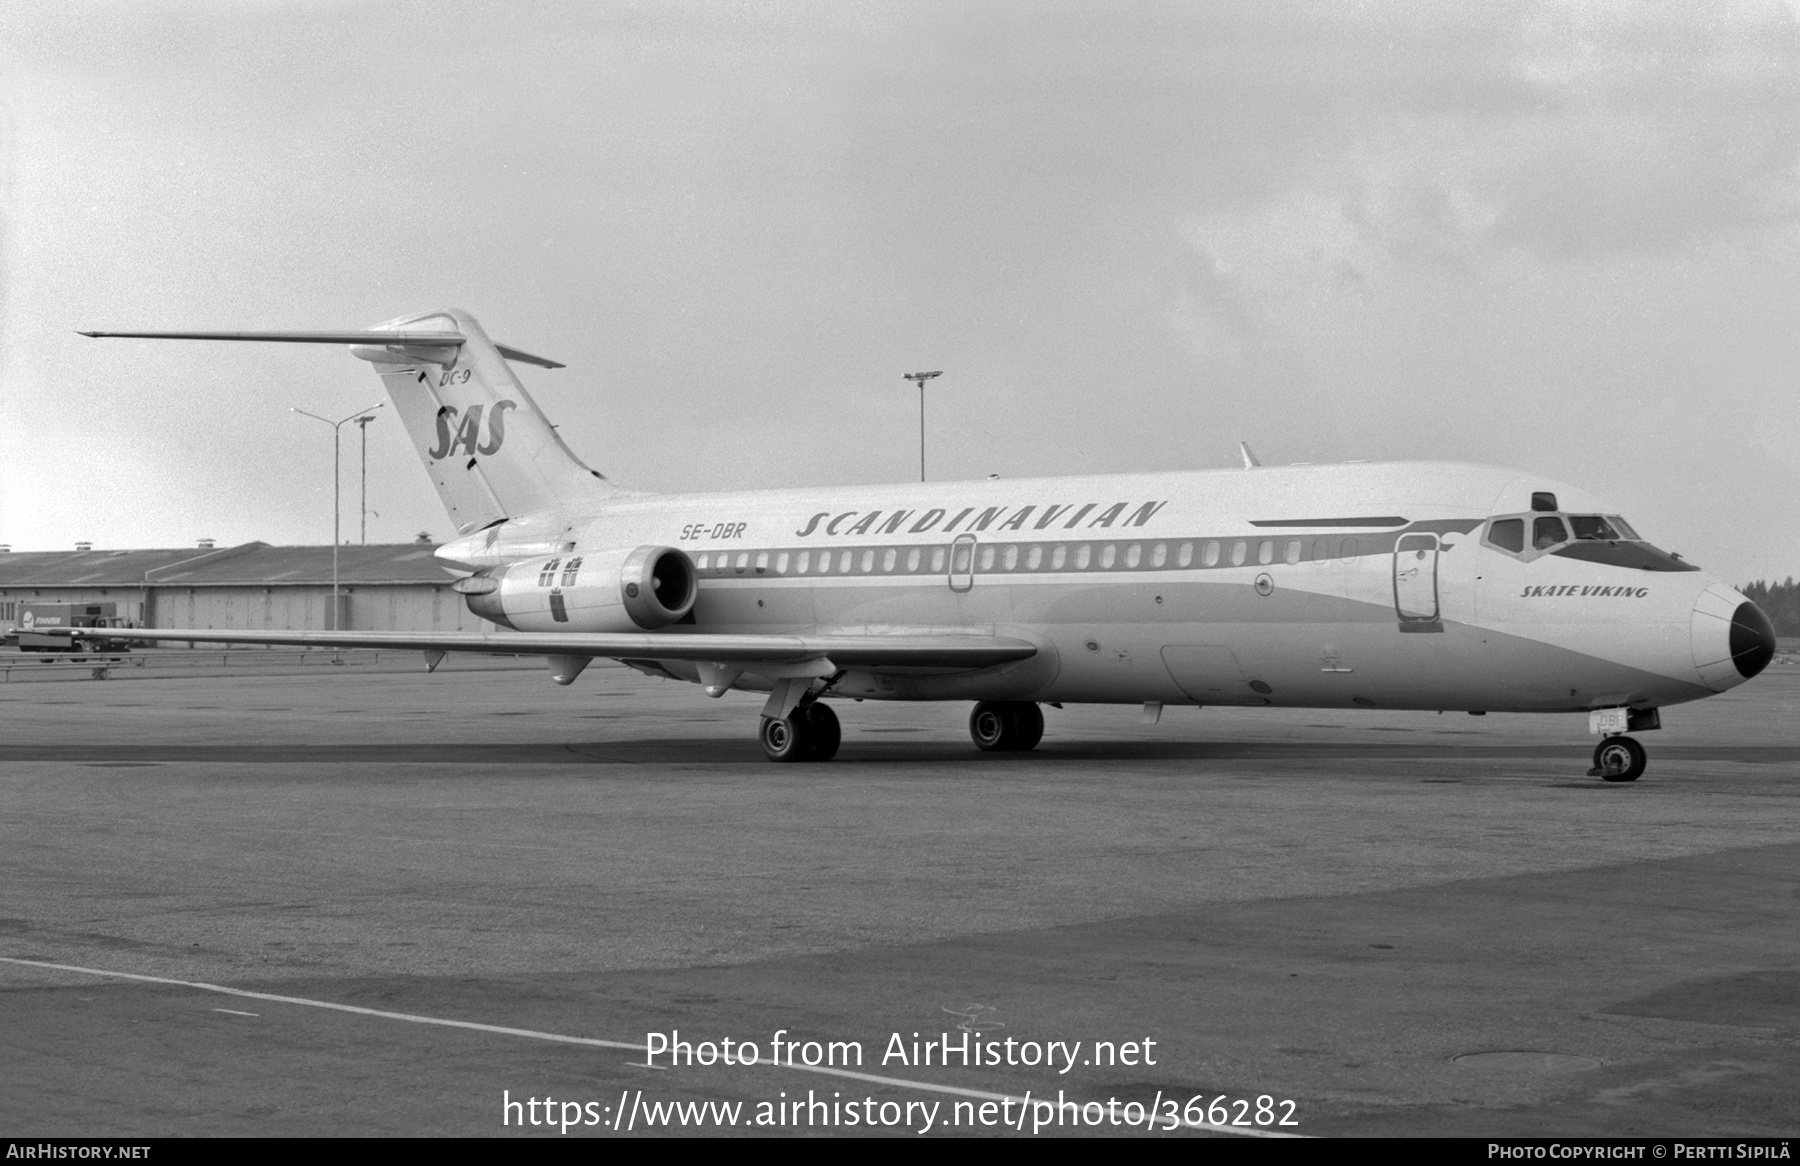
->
(0, 543, 457, 588)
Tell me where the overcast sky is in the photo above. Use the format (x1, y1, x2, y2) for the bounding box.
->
(1, 0, 1796, 581)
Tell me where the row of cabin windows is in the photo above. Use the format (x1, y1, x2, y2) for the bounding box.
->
(1486, 515, 1637, 555)
(691, 537, 1373, 579)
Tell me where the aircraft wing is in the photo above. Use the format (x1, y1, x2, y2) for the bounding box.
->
(56, 627, 1037, 671)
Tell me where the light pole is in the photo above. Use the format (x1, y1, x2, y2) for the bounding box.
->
(902, 370, 942, 482)
(292, 402, 384, 630)
(354, 414, 377, 545)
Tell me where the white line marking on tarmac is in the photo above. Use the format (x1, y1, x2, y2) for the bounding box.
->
(0, 956, 1301, 1138)
(212, 1008, 260, 1016)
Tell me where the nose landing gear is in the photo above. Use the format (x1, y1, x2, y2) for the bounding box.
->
(1588, 735, 1647, 782)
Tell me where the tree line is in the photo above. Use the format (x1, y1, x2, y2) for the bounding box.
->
(1741, 579, 1800, 637)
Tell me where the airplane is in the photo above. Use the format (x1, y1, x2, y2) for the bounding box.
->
(72, 308, 1776, 779)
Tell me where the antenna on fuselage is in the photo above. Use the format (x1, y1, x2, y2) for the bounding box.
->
(1239, 441, 1262, 469)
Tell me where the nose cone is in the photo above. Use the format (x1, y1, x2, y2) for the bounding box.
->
(1692, 585, 1776, 689)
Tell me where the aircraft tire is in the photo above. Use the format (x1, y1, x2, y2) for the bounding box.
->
(969, 701, 1012, 751)
(759, 713, 811, 763)
(970, 701, 1044, 752)
(1006, 702, 1045, 751)
(801, 702, 841, 762)
(1593, 736, 1646, 782)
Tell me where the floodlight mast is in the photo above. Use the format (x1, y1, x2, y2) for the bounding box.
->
(355, 414, 377, 545)
(291, 402, 384, 630)
(902, 370, 943, 482)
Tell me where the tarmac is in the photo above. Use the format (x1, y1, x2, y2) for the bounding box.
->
(1, 651, 1797, 1138)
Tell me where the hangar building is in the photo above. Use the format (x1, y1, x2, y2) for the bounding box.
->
(0, 542, 497, 638)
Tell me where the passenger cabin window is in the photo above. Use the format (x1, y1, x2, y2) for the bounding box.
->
(1487, 518, 1525, 553)
(1532, 516, 1567, 550)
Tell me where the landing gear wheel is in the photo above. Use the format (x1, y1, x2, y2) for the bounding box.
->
(759, 703, 841, 762)
(800, 702, 841, 762)
(969, 701, 1045, 752)
(970, 701, 1012, 751)
(1007, 702, 1044, 751)
(1591, 736, 1646, 782)
(759, 713, 809, 763)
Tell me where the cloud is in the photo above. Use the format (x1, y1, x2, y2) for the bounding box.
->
(1173, 0, 1800, 362)
(1373, 2, 1796, 260)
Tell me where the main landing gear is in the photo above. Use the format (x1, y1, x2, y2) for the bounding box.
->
(760, 699, 1047, 761)
(759, 701, 842, 763)
(1589, 736, 1647, 782)
(969, 701, 1044, 752)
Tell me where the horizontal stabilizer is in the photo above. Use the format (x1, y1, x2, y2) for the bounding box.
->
(78, 329, 465, 344)
(77, 329, 564, 369)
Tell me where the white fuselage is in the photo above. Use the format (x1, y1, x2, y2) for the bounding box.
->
(440, 460, 1756, 715)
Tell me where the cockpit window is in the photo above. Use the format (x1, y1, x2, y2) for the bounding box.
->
(1483, 509, 1697, 571)
(1487, 518, 1524, 553)
(1568, 515, 1623, 541)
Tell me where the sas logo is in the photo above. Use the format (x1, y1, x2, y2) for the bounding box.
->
(427, 401, 517, 461)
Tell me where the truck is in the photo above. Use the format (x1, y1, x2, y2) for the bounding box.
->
(16, 603, 135, 653)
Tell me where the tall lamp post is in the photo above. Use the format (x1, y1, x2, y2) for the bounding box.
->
(354, 413, 378, 545)
(902, 370, 942, 482)
(292, 403, 385, 630)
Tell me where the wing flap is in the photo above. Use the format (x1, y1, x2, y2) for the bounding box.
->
(57, 627, 1036, 670)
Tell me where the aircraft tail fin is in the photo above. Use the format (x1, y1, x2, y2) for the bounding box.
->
(82, 308, 625, 534)
(354, 308, 622, 532)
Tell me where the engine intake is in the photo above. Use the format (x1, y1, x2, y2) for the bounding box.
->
(619, 545, 696, 627)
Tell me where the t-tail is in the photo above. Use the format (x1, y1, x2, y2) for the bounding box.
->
(80, 307, 624, 532)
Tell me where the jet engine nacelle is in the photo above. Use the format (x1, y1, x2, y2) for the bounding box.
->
(454, 545, 697, 632)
